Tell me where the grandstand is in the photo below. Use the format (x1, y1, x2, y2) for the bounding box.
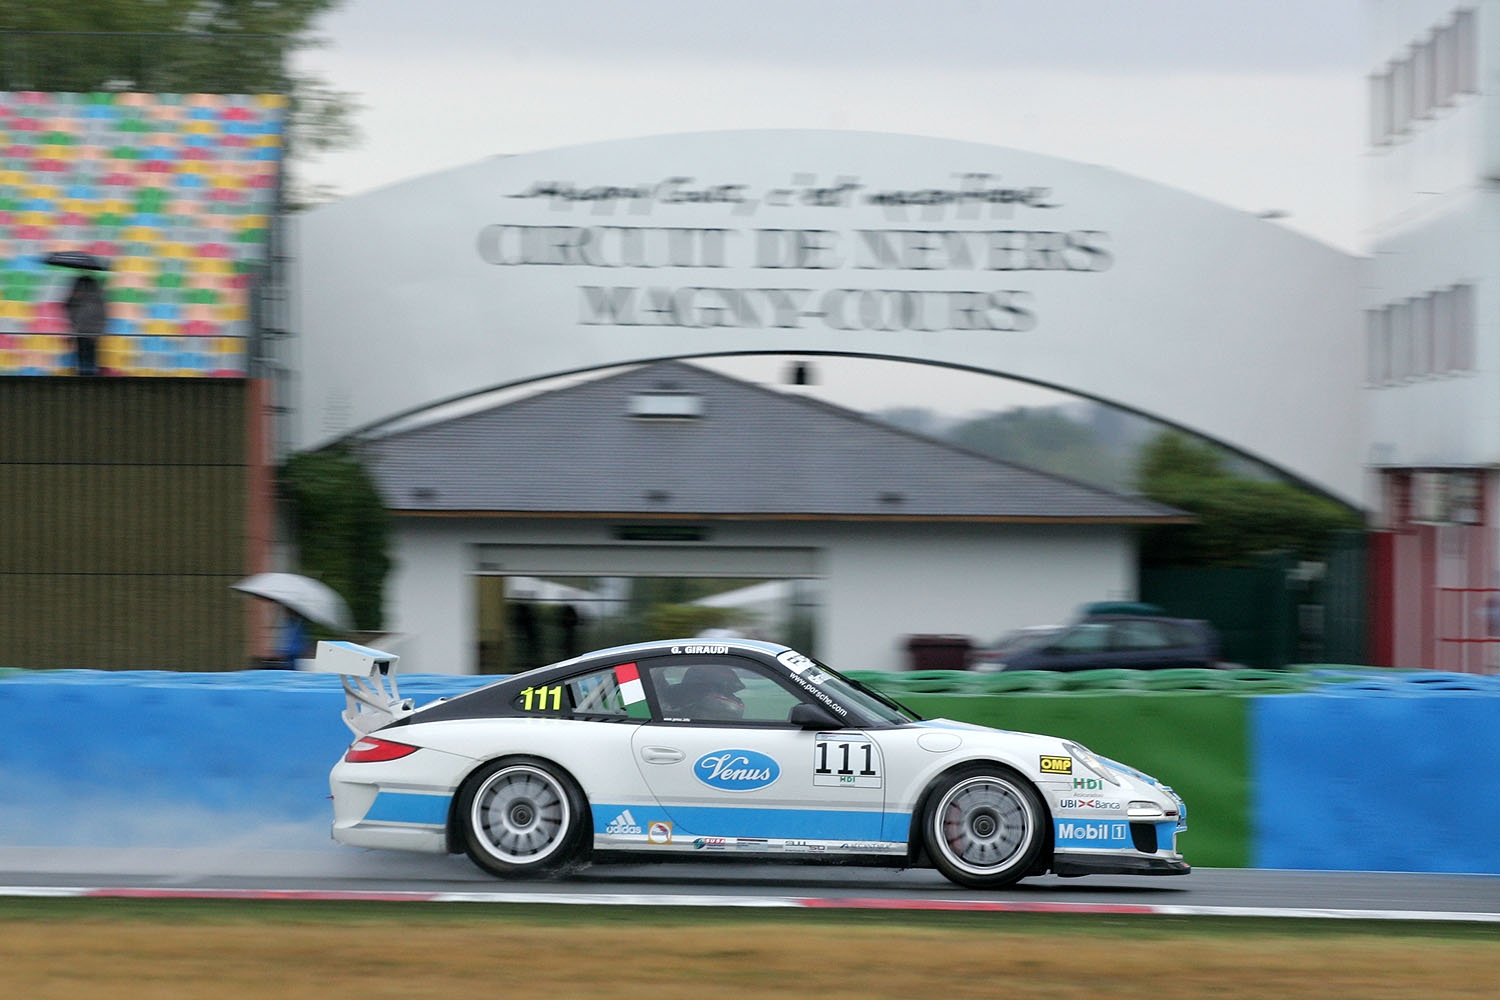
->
(1, 29, 291, 669)
(0, 90, 284, 376)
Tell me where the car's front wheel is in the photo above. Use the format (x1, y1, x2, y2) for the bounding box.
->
(457, 757, 588, 877)
(922, 766, 1046, 888)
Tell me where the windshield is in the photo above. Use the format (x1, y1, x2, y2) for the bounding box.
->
(989, 627, 1060, 653)
(779, 650, 920, 726)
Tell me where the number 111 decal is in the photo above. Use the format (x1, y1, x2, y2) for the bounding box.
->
(813, 734, 883, 788)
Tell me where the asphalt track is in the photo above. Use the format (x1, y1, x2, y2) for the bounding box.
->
(2, 848, 1498, 921)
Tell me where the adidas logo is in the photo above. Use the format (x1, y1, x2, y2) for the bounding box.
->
(605, 809, 643, 835)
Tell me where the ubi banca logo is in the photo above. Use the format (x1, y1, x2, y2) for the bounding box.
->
(694, 749, 780, 791)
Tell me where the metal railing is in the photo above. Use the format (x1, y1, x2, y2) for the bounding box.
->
(1437, 586, 1500, 673)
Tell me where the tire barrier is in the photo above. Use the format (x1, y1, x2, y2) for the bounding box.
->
(2, 667, 1496, 873)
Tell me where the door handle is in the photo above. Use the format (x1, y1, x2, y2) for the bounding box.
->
(641, 746, 685, 764)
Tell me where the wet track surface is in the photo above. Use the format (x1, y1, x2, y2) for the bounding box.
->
(2, 847, 1498, 918)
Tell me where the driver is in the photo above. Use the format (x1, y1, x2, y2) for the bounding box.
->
(674, 664, 746, 721)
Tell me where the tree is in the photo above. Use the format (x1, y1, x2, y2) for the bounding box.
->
(1136, 430, 1363, 568)
(0, 1, 358, 205)
(280, 445, 391, 631)
(947, 407, 1131, 491)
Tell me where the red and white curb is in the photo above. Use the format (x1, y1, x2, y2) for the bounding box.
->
(4, 885, 1499, 922)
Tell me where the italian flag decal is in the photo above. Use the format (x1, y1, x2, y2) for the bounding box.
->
(616, 662, 649, 717)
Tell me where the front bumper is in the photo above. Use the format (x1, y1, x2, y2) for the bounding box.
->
(1051, 853, 1191, 877)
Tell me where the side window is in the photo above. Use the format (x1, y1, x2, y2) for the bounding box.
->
(648, 659, 802, 724)
(1113, 621, 1174, 651)
(509, 662, 652, 720)
(1053, 623, 1109, 654)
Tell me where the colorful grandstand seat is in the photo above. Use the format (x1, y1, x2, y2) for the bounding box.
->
(0, 91, 285, 376)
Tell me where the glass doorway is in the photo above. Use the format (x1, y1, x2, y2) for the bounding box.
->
(474, 574, 822, 674)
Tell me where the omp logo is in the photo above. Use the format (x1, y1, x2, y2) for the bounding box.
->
(1039, 755, 1072, 774)
(1057, 821, 1128, 842)
(605, 810, 643, 835)
(694, 749, 780, 791)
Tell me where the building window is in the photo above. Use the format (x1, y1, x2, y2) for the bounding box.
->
(1369, 283, 1475, 387)
(1434, 23, 1456, 104)
(1390, 57, 1413, 134)
(1451, 282, 1476, 372)
(1366, 308, 1391, 385)
(1383, 471, 1413, 530)
(1431, 286, 1453, 373)
(1412, 39, 1435, 119)
(1368, 72, 1391, 145)
(1390, 299, 1413, 380)
(1369, 8, 1479, 144)
(1411, 294, 1434, 376)
(1454, 8, 1478, 94)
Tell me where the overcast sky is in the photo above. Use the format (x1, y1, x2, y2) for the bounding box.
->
(297, 0, 1367, 251)
(294, 0, 1369, 416)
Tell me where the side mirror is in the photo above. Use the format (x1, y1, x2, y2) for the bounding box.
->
(788, 702, 842, 730)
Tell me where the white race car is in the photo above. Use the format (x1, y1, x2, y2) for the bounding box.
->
(317, 638, 1188, 888)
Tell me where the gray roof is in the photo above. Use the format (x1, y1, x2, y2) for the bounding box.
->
(362, 361, 1185, 522)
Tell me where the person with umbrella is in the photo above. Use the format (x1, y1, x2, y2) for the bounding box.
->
(45, 252, 110, 377)
(232, 572, 353, 669)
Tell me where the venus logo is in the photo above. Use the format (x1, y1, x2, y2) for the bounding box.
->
(694, 749, 780, 791)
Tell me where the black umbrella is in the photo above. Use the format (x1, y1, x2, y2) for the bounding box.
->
(43, 251, 111, 272)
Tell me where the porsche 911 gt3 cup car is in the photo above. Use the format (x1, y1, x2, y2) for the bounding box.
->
(316, 638, 1187, 888)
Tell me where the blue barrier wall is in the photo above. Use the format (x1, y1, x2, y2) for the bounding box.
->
(1251, 688, 1500, 873)
(4, 669, 1500, 873)
(0, 671, 489, 849)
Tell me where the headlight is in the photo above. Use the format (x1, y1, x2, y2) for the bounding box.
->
(1128, 801, 1165, 818)
(1062, 741, 1120, 786)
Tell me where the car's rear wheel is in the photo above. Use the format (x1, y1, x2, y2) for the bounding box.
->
(458, 757, 588, 877)
(922, 766, 1046, 888)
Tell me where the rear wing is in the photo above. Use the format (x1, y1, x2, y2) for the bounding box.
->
(310, 640, 414, 737)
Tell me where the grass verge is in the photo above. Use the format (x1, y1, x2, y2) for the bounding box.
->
(1, 899, 1497, 998)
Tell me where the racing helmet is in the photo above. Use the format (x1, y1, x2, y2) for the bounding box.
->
(676, 664, 746, 720)
(680, 664, 745, 695)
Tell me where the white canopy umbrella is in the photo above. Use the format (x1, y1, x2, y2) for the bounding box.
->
(232, 572, 353, 631)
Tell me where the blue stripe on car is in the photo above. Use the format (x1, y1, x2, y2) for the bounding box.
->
(365, 791, 451, 825)
(594, 803, 910, 841)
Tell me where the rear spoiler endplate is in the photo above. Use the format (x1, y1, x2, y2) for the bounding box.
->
(310, 640, 413, 737)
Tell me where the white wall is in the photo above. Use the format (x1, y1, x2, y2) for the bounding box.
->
(819, 522, 1134, 672)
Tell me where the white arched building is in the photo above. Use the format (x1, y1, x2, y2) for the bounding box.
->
(289, 130, 1365, 672)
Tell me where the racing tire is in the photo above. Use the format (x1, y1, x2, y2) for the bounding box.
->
(458, 757, 589, 878)
(921, 766, 1047, 888)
